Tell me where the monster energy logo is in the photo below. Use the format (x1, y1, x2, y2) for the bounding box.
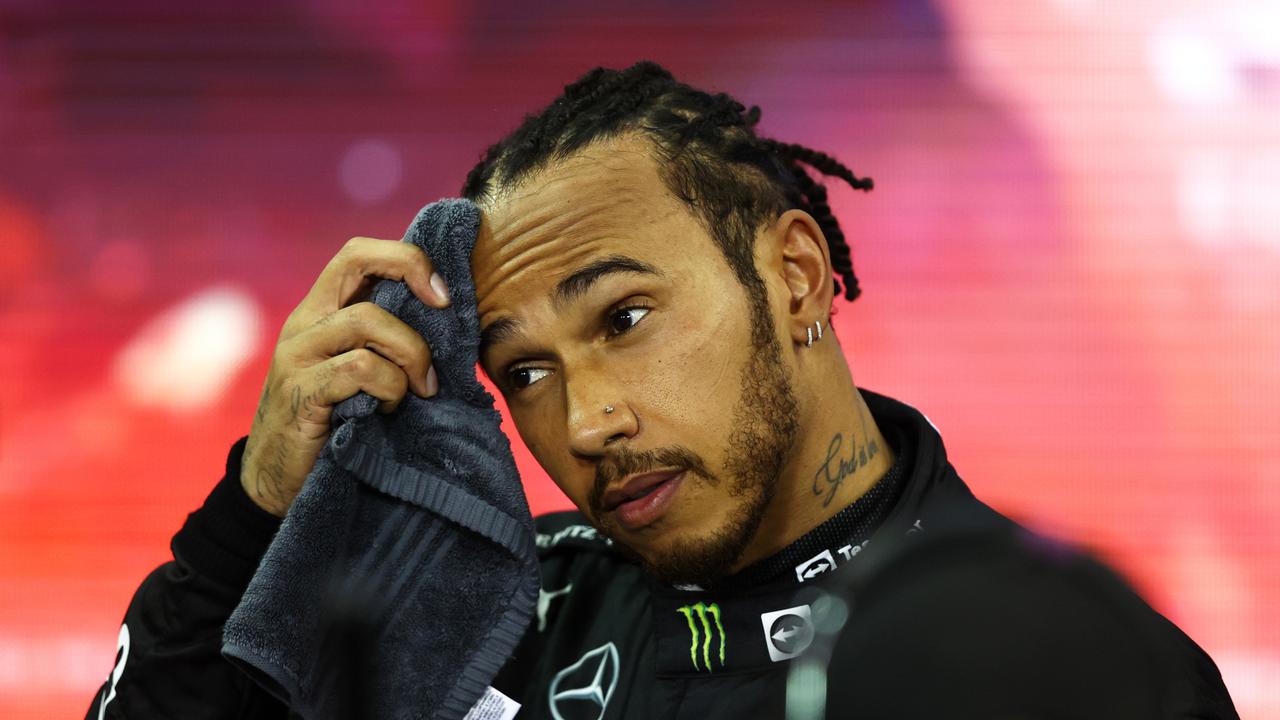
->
(676, 602, 726, 672)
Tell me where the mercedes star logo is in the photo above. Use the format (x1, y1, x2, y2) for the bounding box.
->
(548, 642, 620, 720)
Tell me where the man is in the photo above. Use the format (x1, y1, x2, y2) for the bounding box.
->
(88, 62, 1237, 719)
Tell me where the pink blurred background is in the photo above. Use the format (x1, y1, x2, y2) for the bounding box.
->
(1, 1, 1276, 716)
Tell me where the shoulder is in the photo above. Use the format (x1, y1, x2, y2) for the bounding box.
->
(826, 521, 1238, 718)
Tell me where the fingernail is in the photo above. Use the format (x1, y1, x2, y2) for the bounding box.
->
(429, 273, 450, 305)
(425, 365, 439, 397)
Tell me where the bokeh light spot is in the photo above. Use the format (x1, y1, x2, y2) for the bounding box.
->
(338, 138, 404, 205)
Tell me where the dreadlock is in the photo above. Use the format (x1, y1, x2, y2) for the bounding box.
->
(461, 61, 874, 302)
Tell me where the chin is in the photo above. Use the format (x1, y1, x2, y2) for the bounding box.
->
(618, 516, 756, 588)
(594, 463, 777, 586)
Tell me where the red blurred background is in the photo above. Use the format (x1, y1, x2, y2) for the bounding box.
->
(1, 1, 1277, 716)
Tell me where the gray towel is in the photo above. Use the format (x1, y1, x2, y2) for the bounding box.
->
(222, 199, 540, 720)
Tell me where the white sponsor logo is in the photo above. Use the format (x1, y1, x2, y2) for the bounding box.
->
(795, 549, 836, 582)
(549, 642, 620, 720)
(97, 623, 130, 720)
(537, 524, 611, 549)
(794, 520, 925, 583)
(537, 583, 573, 632)
(836, 539, 870, 561)
(760, 605, 815, 662)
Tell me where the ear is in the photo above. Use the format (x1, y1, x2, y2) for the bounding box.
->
(768, 208, 834, 346)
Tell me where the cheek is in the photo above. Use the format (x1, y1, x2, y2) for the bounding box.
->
(624, 301, 751, 449)
(513, 410, 599, 514)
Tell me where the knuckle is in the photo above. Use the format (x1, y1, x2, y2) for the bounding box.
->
(347, 301, 378, 323)
(335, 237, 371, 267)
(332, 239, 356, 265)
(344, 347, 376, 374)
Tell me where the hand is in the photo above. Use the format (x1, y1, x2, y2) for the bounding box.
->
(240, 236, 450, 517)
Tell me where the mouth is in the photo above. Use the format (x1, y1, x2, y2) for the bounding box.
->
(600, 469, 686, 531)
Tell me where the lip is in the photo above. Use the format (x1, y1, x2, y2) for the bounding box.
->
(602, 469, 686, 531)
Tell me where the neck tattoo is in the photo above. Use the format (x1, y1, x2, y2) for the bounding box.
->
(811, 432, 881, 508)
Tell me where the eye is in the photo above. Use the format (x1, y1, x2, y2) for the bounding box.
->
(607, 306, 651, 337)
(509, 366, 551, 390)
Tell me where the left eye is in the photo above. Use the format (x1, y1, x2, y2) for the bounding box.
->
(509, 366, 552, 390)
(608, 306, 651, 336)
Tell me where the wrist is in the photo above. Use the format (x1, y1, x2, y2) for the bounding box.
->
(239, 473, 290, 518)
(238, 439, 291, 518)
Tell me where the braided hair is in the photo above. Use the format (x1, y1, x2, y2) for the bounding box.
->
(462, 61, 874, 302)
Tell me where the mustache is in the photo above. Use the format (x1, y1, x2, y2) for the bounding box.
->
(588, 445, 713, 514)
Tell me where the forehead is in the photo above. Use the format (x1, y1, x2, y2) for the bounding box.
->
(471, 135, 709, 320)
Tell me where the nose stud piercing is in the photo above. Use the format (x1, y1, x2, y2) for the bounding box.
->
(604, 405, 615, 414)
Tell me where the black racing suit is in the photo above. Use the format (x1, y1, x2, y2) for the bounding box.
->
(86, 390, 1238, 719)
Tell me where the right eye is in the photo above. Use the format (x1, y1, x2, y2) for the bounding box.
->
(509, 366, 552, 390)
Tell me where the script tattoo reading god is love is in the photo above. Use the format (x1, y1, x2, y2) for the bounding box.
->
(811, 433, 880, 508)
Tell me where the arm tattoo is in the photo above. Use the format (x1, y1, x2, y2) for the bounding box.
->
(290, 385, 302, 432)
(254, 439, 290, 511)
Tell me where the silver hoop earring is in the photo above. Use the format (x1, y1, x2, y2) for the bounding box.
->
(604, 405, 615, 414)
(806, 320, 825, 348)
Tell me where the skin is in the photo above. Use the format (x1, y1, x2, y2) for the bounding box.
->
(242, 238, 447, 517)
(240, 131, 894, 583)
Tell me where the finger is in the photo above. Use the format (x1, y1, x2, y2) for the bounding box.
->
(299, 347, 416, 415)
(286, 302, 435, 398)
(296, 236, 450, 326)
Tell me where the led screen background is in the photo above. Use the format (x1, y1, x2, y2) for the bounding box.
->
(1, 1, 1277, 716)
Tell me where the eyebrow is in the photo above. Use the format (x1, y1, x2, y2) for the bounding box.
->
(478, 254, 663, 365)
(479, 317, 522, 367)
(553, 255, 662, 309)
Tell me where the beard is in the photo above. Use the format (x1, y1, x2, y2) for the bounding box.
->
(588, 291, 800, 587)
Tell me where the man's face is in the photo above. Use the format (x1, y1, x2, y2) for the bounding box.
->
(473, 135, 799, 586)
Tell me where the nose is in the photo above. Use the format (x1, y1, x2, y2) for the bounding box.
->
(566, 384, 637, 459)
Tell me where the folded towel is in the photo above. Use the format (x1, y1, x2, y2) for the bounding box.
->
(222, 199, 540, 720)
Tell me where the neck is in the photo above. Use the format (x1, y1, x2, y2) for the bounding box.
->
(730, 340, 895, 572)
